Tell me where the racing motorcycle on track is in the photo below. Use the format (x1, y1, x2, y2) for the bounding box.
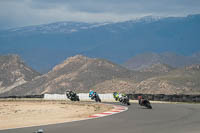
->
(138, 96, 152, 109)
(90, 92, 101, 102)
(113, 92, 130, 106)
(66, 90, 80, 101)
(33, 129, 44, 133)
(119, 94, 131, 106)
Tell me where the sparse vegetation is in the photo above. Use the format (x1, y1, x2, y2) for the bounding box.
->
(0, 55, 200, 95)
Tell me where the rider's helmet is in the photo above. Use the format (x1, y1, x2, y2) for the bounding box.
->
(66, 90, 71, 94)
(89, 90, 94, 97)
(138, 96, 142, 100)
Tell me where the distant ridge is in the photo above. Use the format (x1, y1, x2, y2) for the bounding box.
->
(124, 52, 200, 70)
(0, 55, 138, 96)
(139, 63, 174, 73)
(0, 55, 200, 96)
(133, 64, 200, 94)
(0, 14, 200, 73)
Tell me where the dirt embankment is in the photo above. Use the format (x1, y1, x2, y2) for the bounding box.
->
(0, 100, 112, 130)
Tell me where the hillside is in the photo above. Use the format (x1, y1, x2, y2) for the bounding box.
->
(124, 52, 200, 70)
(0, 55, 40, 94)
(139, 63, 174, 73)
(0, 14, 200, 73)
(91, 64, 200, 94)
(133, 64, 200, 94)
(1, 55, 151, 96)
(1, 55, 200, 96)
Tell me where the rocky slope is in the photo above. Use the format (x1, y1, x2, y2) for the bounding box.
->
(1, 55, 200, 96)
(1, 55, 151, 96)
(139, 63, 174, 73)
(124, 52, 200, 70)
(132, 64, 200, 94)
(0, 55, 40, 94)
(92, 64, 200, 94)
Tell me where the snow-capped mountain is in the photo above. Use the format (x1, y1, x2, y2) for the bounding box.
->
(0, 14, 200, 73)
(6, 21, 113, 34)
(3, 15, 162, 35)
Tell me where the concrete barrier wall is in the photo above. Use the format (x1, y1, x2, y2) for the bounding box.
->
(1, 93, 200, 103)
(128, 94, 200, 103)
(98, 93, 114, 100)
(44, 94, 67, 100)
(44, 93, 114, 100)
(0, 95, 44, 99)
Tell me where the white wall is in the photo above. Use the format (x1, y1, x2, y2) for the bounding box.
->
(44, 93, 114, 101)
(44, 94, 67, 100)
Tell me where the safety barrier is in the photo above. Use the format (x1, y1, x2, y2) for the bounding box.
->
(0, 95, 44, 99)
(1, 93, 200, 103)
(43, 93, 114, 100)
(43, 94, 67, 100)
(128, 94, 200, 103)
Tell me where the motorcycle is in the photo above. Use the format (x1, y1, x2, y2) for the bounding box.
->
(119, 95, 131, 106)
(90, 92, 101, 102)
(33, 129, 44, 133)
(138, 96, 152, 109)
(113, 92, 130, 106)
(66, 90, 80, 101)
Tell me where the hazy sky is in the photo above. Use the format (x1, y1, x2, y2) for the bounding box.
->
(0, 0, 200, 29)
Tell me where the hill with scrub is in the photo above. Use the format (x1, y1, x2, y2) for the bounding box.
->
(1, 55, 151, 96)
(0, 55, 40, 94)
(0, 55, 200, 96)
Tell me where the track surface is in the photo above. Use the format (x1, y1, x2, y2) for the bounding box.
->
(1, 103, 200, 133)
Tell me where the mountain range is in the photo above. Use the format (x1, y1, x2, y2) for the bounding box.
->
(0, 55, 135, 96)
(0, 54, 200, 96)
(1, 55, 157, 96)
(0, 14, 200, 73)
(124, 52, 200, 70)
(133, 64, 200, 94)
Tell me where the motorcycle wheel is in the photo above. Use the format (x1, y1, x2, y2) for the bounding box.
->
(95, 97, 98, 102)
(95, 96, 101, 102)
(146, 103, 152, 109)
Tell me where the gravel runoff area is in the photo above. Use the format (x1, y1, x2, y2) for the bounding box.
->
(0, 100, 113, 130)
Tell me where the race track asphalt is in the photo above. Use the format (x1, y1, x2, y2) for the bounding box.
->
(1, 103, 200, 133)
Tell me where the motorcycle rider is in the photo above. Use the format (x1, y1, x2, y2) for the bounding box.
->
(113, 92, 120, 101)
(120, 93, 130, 105)
(113, 92, 126, 101)
(138, 95, 152, 109)
(119, 93, 127, 101)
(33, 129, 44, 133)
(89, 90, 101, 102)
(66, 90, 71, 98)
(89, 90, 94, 98)
(138, 96, 144, 105)
(66, 90, 79, 101)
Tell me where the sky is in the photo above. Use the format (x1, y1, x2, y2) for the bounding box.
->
(0, 0, 200, 29)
